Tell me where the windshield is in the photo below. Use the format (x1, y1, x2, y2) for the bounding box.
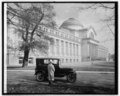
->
(44, 59, 59, 65)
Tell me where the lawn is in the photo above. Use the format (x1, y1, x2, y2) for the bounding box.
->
(6, 61, 116, 94)
(7, 82, 115, 94)
(6, 70, 115, 94)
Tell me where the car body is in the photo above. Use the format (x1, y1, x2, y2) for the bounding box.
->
(35, 58, 76, 83)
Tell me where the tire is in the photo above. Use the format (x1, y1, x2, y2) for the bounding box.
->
(67, 73, 76, 83)
(36, 72, 45, 82)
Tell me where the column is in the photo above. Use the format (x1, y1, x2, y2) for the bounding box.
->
(59, 40, 61, 56)
(54, 39, 56, 56)
(68, 42, 70, 56)
(61, 40, 64, 56)
(70, 43, 71, 56)
(78, 45, 81, 62)
(71, 43, 73, 57)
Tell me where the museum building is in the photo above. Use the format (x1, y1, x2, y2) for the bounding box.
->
(7, 18, 108, 66)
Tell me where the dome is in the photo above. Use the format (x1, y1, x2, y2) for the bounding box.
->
(60, 18, 84, 31)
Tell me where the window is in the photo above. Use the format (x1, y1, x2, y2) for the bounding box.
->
(44, 59, 49, 64)
(44, 59, 58, 64)
(52, 60, 58, 64)
(19, 57, 23, 64)
(74, 59, 75, 62)
(19, 57, 33, 64)
(66, 59, 68, 63)
(77, 59, 79, 62)
(28, 58, 33, 64)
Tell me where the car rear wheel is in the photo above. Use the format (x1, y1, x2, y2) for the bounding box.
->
(67, 73, 76, 83)
(36, 72, 45, 82)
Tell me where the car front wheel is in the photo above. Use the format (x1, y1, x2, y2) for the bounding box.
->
(67, 73, 76, 83)
(36, 72, 45, 82)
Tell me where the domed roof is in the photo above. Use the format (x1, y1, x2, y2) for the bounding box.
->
(60, 18, 84, 31)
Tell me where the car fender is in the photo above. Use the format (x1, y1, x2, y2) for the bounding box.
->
(66, 70, 76, 75)
(35, 70, 46, 75)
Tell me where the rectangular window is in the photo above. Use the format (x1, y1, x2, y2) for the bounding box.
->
(19, 57, 33, 64)
(29, 58, 33, 64)
(19, 57, 23, 64)
(66, 59, 68, 63)
(44, 59, 49, 64)
(74, 59, 75, 62)
(77, 59, 79, 62)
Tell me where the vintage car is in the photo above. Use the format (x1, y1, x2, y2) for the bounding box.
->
(35, 58, 77, 83)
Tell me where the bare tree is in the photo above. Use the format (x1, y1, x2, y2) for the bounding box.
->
(7, 3, 56, 67)
(79, 3, 115, 42)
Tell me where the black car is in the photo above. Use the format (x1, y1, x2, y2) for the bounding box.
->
(35, 58, 77, 83)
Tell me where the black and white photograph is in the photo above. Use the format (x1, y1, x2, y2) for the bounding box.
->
(2, 1, 118, 94)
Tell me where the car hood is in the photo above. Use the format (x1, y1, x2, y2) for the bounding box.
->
(59, 66, 75, 71)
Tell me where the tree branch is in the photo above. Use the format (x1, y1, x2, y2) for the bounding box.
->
(106, 23, 114, 36)
(30, 13, 44, 41)
(100, 3, 115, 9)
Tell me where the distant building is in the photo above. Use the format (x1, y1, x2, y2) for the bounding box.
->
(7, 18, 108, 66)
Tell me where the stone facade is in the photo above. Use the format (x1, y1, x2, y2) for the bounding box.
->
(7, 18, 108, 66)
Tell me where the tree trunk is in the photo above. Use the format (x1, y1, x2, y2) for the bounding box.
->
(22, 48, 30, 67)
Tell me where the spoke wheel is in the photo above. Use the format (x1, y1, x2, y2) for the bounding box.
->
(67, 73, 76, 83)
(36, 72, 45, 82)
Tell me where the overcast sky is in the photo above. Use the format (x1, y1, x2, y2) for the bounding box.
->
(53, 3, 115, 54)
